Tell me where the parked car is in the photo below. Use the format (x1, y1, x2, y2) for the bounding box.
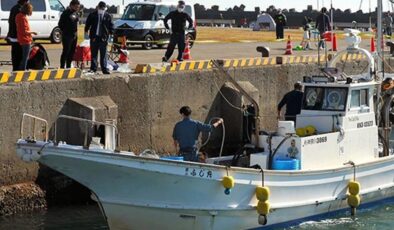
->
(114, 0, 196, 50)
(0, 0, 65, 43)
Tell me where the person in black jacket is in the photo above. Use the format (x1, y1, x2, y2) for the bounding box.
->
(7, 0, 28, 71)
(59, 0, 80, 69)
(162, 1, 193, 62)
(277, 82, 304, 124)
(315, 7, 331, 49)
(274, 9, 287, 39)
(85, 1, 114, 74)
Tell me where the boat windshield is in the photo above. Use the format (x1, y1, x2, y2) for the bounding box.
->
(303, 86, 348, 111)
(122, 4, 156, 20)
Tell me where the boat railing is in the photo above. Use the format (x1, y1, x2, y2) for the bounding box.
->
(20, 113, 49, 142)
(54, 115, 120, 152)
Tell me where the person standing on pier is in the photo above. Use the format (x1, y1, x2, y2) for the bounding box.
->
(315, 7, 331, 50)
(173, 106, 223, 162)
(59, 0, 80, 69)
(274, 9, 287, 40)
(277, 82, 304, 124)
(162, 1, 193, 62)
(16, 3, 36, 71)
(7, 0, 29, 71)
(85, 1, 114, 74)
(384, 12, 393, 38)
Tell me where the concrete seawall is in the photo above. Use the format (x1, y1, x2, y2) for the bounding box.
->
(0, 60, 383, 214)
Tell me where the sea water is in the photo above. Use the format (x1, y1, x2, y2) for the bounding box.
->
(1, 202, 394, 229)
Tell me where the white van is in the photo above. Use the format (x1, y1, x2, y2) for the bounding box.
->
(0, 0, 65, 43)
(114, 0, 196, 49)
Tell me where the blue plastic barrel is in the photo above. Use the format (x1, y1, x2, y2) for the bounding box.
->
(160, 156, 184, 161)
(272, 158, 300, 170)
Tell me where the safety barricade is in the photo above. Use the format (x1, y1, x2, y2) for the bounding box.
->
(134, 54, 368, 74)
(0, 68, 82, 85)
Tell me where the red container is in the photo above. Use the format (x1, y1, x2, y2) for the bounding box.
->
(323, 32, 333, 42)
(73, 45, 91, 62)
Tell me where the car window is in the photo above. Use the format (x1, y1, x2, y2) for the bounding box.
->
(48, 0, 64, 12)
(157, 5, 170, 17)
(185, 5, 192, 16)
(30, 0, 46, 12)
(122, 4, 155, 20)
(1, 0, 14, 11)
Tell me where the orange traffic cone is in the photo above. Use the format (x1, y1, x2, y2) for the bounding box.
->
(118, 36, 129, 64)
(182, 38, 192, 60)
(370, 37, 376, 52)
(331, 33, 337, 51)
(117, 36, 132, 73)
(284, 35, 293, 55)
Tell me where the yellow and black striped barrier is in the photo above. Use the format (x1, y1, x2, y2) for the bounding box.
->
(134, 54, 368, 74)
(0, 68, 82, 85)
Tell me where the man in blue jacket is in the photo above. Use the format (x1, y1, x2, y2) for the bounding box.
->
(85, 1, 114, 74)
(173, 106, 223, 162)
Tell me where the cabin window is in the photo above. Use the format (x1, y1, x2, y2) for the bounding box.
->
(303, 87, 348, 111)
(351, 89, 369, 108)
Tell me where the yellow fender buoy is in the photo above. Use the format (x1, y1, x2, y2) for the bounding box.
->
(222, 176, 234, 195)
(257, 201, 270, 215)
(222, 176, 234, 189)
(348, 181, 360, 196)
(347, 194, 361, 208)
(256, 186, 270, 201)
(305, 125, 316, 136)
(296, 127, 306, 137)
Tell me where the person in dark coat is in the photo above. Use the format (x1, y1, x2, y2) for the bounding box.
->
(277, 82, 304, 124)
(274, 9, 287, 39)
(315, 7, 331, 49)
(85, 1, 114, 74)
(162, 1, 193, 62)
(7, 0, 29, 71)
(59, 0, 80, 69)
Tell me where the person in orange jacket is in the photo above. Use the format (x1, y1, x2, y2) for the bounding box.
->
(16, 3, 37, 70)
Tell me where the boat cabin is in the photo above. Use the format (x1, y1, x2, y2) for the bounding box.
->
(255, 73, 379, 171)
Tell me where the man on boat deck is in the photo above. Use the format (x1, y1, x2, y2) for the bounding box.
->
(173, 106, 223, 162)
(277, 82, 304, 124)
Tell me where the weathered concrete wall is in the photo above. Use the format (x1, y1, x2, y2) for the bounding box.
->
(0, 60, 383, 214)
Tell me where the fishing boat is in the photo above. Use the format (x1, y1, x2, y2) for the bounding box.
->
(14, 4, 394, 229)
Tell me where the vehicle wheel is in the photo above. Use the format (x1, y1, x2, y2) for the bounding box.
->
(142, 34, 154, 50)
(50, 27, 62, 44)
(186, 34, 195, 48)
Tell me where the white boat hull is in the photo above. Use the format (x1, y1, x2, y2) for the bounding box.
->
(16, 141, 394, 229)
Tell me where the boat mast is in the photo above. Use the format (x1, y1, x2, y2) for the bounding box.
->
(331, 0, 334, 44)
(377, 0, 383, 79)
